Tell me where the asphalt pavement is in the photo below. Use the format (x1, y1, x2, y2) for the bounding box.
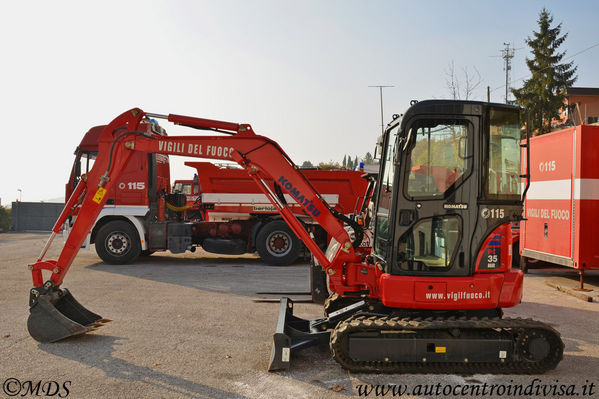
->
(1, 233, 598, 399)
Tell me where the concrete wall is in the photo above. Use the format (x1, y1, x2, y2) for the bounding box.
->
(11, 202, 65, 231)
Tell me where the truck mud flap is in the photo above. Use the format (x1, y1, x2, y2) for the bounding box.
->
(27, 286, 109, 343)
(268, 297, 330, 371)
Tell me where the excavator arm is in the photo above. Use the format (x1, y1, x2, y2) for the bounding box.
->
(27, 108, 370, 343)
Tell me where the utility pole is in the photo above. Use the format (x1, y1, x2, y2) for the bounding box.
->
(369, 85, 394, 135)
(501, 43, 515, 103)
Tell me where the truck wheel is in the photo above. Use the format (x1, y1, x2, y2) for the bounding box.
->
(256, 220, 300, 266)
(95, 220, 141, 264)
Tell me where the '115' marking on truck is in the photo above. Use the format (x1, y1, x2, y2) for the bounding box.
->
(118, 182, 146, 190)
(539, 160, 556, 172)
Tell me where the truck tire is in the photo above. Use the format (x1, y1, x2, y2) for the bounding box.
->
(256, 220, 301, 266)
(95, 220, 141, 264)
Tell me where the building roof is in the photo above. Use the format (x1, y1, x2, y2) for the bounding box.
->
(567, 87, 599, 96)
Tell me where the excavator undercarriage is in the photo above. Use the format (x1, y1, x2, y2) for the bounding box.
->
(269, 297, 563, 374)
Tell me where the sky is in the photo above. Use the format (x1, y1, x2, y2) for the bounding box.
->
(1, 0, 598, 204)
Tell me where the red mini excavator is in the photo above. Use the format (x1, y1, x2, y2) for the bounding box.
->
(27, 101, 563, 374)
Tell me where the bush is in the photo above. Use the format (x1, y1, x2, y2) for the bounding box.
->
(0, 206, 10, 232)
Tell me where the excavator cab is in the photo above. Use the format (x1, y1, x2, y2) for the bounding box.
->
(270, 100, 561, 373)
(373, 100, 523, 279)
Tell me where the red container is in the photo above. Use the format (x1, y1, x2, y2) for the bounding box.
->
(521, 124, 599, 270)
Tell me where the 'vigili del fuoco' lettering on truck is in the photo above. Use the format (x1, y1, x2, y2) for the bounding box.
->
(158, 140, 234, 158)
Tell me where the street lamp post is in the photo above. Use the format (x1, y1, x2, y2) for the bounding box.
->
(369, 85, 394, 135)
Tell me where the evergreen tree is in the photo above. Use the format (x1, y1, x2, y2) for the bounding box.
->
(364, 152, 374, 164)
(342, 155, 347, 168)
(354, 156, 359, 168)
(347, 155, 353, 170)
(512, 8, 577, 134)
(300, 160, 314, 168)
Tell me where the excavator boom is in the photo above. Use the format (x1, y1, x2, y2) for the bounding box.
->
(27, 108, 364, 342)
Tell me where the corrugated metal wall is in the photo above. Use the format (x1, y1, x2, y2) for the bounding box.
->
(11, 202, 64, 231)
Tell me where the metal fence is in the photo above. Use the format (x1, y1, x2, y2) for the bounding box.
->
(11, 202, 65, 231)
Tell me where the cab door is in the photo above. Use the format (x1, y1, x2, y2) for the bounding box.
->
(391, 115, 479, 277)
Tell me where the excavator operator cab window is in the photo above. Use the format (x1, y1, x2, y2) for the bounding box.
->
(405, 120, 470, 199)
(396, 215, 461, 272)
(485, 108, 521, 200)
(373, 125, 399, 259)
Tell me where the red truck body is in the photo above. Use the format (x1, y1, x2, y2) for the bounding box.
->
(174, 161, 368, 221)
(67, 123, 370, 265)
(520, 124, 599, 271)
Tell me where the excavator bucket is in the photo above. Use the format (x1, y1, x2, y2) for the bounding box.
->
(27, 288, 108, 343)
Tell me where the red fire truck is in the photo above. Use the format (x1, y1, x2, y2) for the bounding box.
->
(66, 124, 372, 266)
(520, 124, 599, 280)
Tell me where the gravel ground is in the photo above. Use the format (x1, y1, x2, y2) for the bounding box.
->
(1, 232, 597, 399)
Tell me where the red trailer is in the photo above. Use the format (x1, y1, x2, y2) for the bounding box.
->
(520, 124, 599, 281)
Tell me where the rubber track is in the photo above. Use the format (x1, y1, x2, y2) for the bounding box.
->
(330, 315, 564, 374)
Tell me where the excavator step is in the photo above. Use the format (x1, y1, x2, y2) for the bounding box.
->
(27, 285, 106, 343)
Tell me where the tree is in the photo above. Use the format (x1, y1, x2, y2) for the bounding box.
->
(346, 155, 353, 170)
(364, 152, 374, 165)
(511, 8, 577, 134)
(317, 161, 342, 170)
(300, 160, 314, 168)
(445, 60, 482, 100)
(0, 206, 10, 232)
(342, 155, 347, 168)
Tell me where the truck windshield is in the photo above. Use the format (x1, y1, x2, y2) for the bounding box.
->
(486, 109, 521, 199)
(173, 183, 192, 194)
(74, 151, 97, 179)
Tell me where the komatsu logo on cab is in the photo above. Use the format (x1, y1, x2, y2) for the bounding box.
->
(157, 141, 234, 159)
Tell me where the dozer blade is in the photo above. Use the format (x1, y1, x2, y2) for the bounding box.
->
(268, 297, 368, 371)
(27, 289, 105, 343)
